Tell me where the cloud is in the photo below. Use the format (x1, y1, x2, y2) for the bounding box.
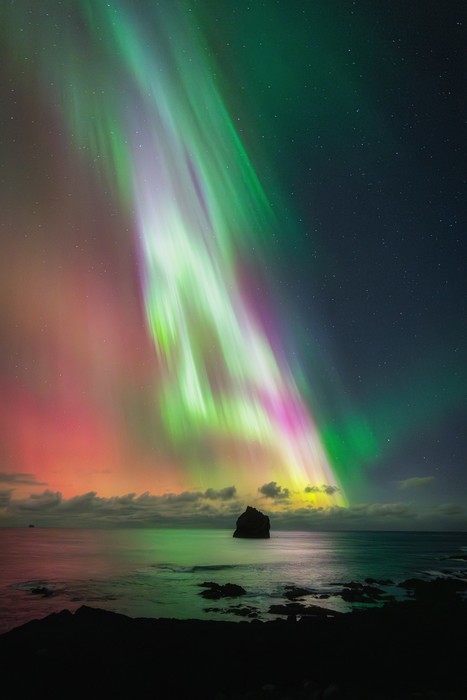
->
(1, 485, 466, 531)
(204, 486, 236, 500)
(61, 491, 100, 512)
(15, 490, 62, 510)
(322, 484, 340, 495)
(434, 503, 465, 516)
(304, 484, 340, 495)
(0, 489, 13, 508)
(258, 481, 290, 499)
(163, 490, 204, 504)
(324, 502, 416, 520)
(271, 501, 419, 529)
(0, 485, 241, 527)
(0, 472, 48, 486)
(398, 476, 435, 490)
(364, 502, 416, 518)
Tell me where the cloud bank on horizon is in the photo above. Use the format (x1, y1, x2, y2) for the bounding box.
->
(0, 482, 465, 531)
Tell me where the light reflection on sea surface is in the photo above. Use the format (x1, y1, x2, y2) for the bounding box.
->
(0, 528, 466, 633)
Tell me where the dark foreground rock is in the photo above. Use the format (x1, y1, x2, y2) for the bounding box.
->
(1, 599, 466, 699)
(284, 585, 314, 600)
(268, 602, 341, 618)
(399, 576, 467, 603)
(233, 505, 270, 538)
(340, 581, 394, 604)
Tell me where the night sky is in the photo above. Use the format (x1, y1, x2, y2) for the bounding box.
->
(0, 0, 465, 529)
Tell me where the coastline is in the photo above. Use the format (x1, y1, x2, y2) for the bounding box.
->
(2, 528, 466, 634)
(2, 592, 466, 699)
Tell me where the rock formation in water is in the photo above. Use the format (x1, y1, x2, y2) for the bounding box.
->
(233, 505, 270, 539)
(198, 582, 247, 599)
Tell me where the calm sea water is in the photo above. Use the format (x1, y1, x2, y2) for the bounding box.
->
(1, 528, 466, 634)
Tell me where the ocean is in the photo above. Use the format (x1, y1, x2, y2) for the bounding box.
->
(1, 528, 466, 634)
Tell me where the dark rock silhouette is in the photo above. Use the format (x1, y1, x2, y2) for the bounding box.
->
(284, 586, 313, 600)
(198, 582, 246, 599)
(203, 604, 259, 618)
(335, 581, 393, 604)
(31, 586, 53, 597)
(233, 505, 270, 538)
(399, 576, 467, 603)
(269, 602, 341, 618)
(2, 600, 467, 699)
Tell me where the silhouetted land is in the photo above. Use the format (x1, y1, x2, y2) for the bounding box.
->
(1, 581, 466, 700)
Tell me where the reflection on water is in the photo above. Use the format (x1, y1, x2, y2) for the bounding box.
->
(0, 528, 466, 633)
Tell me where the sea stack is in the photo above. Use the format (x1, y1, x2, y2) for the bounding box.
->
(233, 506, 270, 539)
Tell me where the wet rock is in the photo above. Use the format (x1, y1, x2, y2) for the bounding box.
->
(398, 577, 467, 603)
(268, 602, 340, 617)
(365, 578, 394, 585)
(398, 578, 424, 590)
(284, 586, 312, 600)
(203, 604, 259, 618)
(341, 581, 363, 589)
(198, 582, 247, 599)
(31, 586, 53, 597)
(230, 605, 259, 618)
(339, 582, 388, 604)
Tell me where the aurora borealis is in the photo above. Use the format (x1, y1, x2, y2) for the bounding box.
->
(0, 1, 465, 529)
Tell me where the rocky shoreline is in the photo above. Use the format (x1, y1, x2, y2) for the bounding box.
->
(194, 572, 467, 621)
(1, 575, 466, 699)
